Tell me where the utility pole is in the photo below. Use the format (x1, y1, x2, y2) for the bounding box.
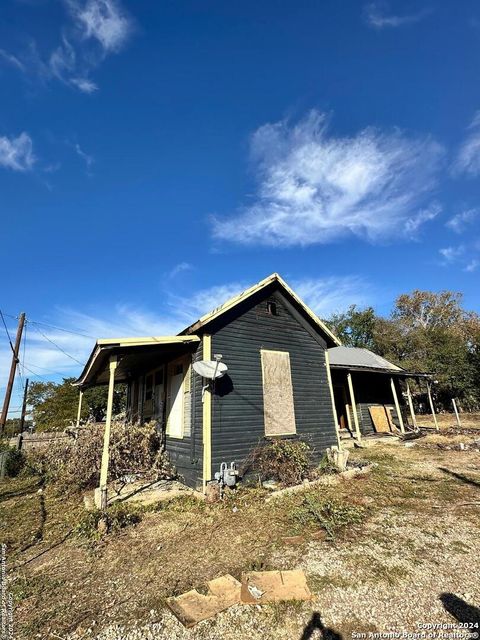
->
(19, 378, 29, 433)
(0, 312, 26, 436)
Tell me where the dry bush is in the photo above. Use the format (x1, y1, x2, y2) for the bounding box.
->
(242, 438, 312, 486)
(26, 421, 176, 493)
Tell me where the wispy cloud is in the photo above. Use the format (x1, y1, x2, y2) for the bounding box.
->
(167, 262, 194, 279)
(439, 245, 465, 263)
(0, 132, 35, 171)
(71, 0, 132, 53)
(0, 49, 26, 72)
(364, 2, 430, 29)
(452, 111, 480, 177)
(212, 111, 444, 248)
(74, 142, 94, 172)
(446, 208, 479, 234)
(0, 0, 133, 93)
(405, 202, 442, 236)
(292, 275, 373, 318)
(465, 259, 479, 273)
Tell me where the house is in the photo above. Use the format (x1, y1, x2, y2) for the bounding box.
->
(74, 273, 435, 506)
(327, 346, 433, 438)
(74, 273, 342, 501)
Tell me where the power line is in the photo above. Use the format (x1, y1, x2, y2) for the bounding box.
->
(31, 324, 84, 366)
(0, 309, 15, 353)
(27, 319, 95, 339)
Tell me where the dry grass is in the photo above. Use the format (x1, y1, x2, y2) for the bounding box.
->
(1, 432, 480, 639)
(415, 411, 480, 430)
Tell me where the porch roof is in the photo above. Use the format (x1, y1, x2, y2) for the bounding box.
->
(328, 346, 428, 378)
(74, 335, 200, 388)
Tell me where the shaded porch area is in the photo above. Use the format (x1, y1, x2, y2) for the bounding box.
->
(74, 335, 200, 508)
(327, 346, 436, 442)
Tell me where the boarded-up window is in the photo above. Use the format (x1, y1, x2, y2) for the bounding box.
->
(260, 349, 296, 436)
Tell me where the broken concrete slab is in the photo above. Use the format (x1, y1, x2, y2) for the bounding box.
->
(240, 570, 312, 605)
(166, 574, 241, 627)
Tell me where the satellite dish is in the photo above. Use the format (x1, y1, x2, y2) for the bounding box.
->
(193, 360, 228, 380)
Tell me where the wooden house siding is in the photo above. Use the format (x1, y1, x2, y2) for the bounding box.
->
(203, 289, 338, 478)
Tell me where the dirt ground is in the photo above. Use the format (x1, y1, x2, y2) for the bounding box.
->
(1, 422, 480, 640)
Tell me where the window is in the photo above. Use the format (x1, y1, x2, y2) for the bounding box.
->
(266, 301, 278, 316)
(260, 350, 296, 436)
(154, 369, 164, 386)
(144, 374, 153, 401)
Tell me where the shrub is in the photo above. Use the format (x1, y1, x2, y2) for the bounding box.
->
(245, 439, 312, 486)
(0, 445, 25, 477)
(28, 421, 176, 493)
(291, 495, 364, 538)
(74, 502, 144, 540)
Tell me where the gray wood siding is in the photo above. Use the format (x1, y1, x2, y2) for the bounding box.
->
(208, 290, 338, 477)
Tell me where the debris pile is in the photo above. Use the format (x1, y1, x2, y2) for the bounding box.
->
(167, 570, 312, 627)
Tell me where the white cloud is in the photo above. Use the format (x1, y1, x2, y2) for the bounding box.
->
(74, 142, 94, 171)
(439, 245, 465, 263)
(212, 111, 444, 247)
(292, 275, 372, 318)
(446, 208, 479, 234)
(405, 202, 442, 235)
(364, 2, 429, 29)
(0, 49, 26, 72)
(452, 112, 480, 177)
(167, 262, 193, 279)
(70, 77, 98, 93)
(1, 0, 132, 93)
(0, 132, 35, 171)
(167, 283, 247, 324)
(72, 0, 132, 53)
(464, 259, 479, 273)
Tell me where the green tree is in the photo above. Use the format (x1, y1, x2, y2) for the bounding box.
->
(28, 379, 126, 432)
(327, 305, 377, 349)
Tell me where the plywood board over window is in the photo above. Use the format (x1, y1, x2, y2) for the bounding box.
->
(260, 349, 296, 436)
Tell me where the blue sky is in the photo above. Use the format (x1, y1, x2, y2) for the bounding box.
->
(1, 0, 480, 413)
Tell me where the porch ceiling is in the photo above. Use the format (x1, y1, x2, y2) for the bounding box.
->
(74, 336, 200, 388)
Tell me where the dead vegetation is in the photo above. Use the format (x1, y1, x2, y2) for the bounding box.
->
(1, 426, 480, 639)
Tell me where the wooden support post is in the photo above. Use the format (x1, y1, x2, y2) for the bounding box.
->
(406, 381, 417, 430)
(97, 356, 118, 509)
(390, 377, 405, 434)
(19, 378, 29, 434)
(452, 398, 461, 428)
(76, 390, 83, 428)
(325, 351, 341, 448)
(0, 312, 26, 435)
(426, 381, 439, 432)
(202, 334, 212, 492)
(346, 372, 361, 441)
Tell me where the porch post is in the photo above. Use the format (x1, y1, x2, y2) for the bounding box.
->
(325, 351, 342, 448)
(452, 398, 461, 428)
(426, 380, 439, 432)
(347, 372, 361, 442)
(406, 381, 417, 430)
(76, 390, 83, 428)
(202, 334, 212, 492)
(96, 355, 118, 509)
(390, 377, 405, 434)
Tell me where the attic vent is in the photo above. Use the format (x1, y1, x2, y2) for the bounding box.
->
(267, 301, 277, 316)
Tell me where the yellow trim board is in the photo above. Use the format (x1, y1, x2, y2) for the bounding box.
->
(97, 336, 200, 346)
(202, 334, 212, 491)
